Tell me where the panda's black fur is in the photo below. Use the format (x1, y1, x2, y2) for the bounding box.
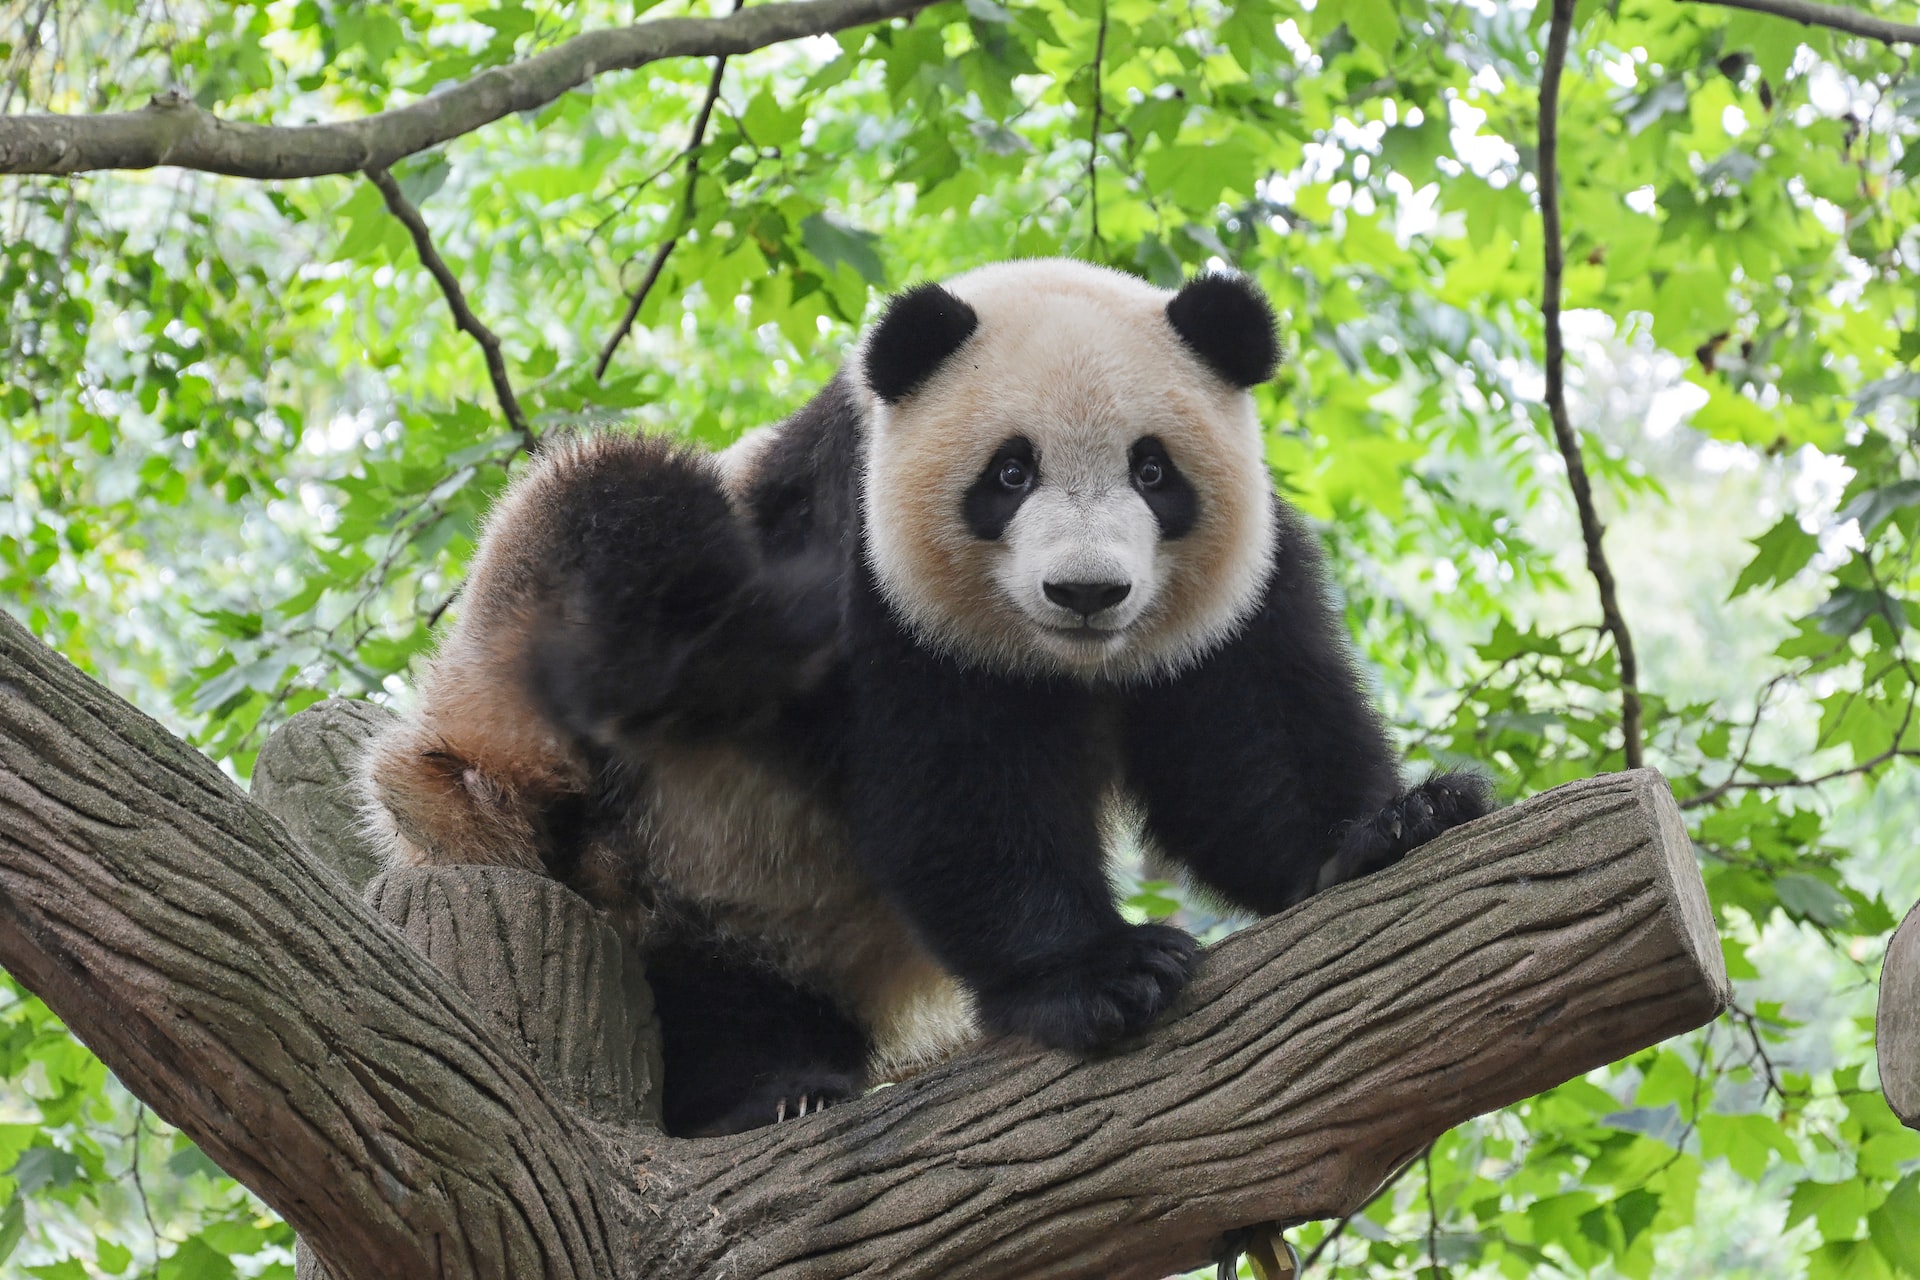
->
(362, 259, 1493, 1138)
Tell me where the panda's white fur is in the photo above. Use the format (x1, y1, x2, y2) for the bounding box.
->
(853, 260, 1276, 683)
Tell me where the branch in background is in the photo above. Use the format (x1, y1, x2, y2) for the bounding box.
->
(1679, 0, 1920, 45)
(1538, 0, 1646, 770)
(1085, 0, 1108, 250)
(1683, 549, 1920, 808)
(366, 166, 534, 452)
(0, 0, 928, 177)
(593, 0, 743, 381)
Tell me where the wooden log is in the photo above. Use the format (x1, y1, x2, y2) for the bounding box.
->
(0, 612, 1729, 1280)
(1881, 900, 1920, 1130)
(249, 698, 389, 891)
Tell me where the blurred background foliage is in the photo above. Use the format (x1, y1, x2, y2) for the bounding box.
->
(3, 0, 1920, 1274)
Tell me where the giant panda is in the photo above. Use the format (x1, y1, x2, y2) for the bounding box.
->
(360, 258, 1493, 1137)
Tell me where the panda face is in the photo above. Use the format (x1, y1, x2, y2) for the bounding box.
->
(859, 259, 1278, 684)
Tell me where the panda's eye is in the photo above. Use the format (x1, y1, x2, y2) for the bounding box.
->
(1135, 455, 1166, 489)
(997, 457, 1031, 490)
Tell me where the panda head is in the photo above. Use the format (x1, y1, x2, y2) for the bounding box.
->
(857, 258, 1279, 684)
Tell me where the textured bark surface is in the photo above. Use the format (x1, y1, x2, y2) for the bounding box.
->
(250, 699, 389, 891)
(1881, 900, 1920, 1130)
(0, 612, 628, 1280)
(364, 869, 663, 1129)
(0, 611, 1730, 1279)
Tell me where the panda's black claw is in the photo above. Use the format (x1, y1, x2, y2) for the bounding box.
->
(1317, 772, 1496, 892)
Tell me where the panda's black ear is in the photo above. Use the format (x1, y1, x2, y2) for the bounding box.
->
(1165, 273, 1280, 388)
(863, 283, 979, 404)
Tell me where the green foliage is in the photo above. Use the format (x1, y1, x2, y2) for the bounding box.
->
(4, 0, 1920, 1274)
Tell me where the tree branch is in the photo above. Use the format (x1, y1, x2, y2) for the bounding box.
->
(0, 615, 617, 1280)
(593, 0, 743, 381)
(0, 0, 929, 178)
(0, 615, 1729, 1279)
(1882, 900, 1920, 1130)
(1679, 0, 1920, 45)
(1086, 0, 1107, 250)
(366, 166, 534, 451)
(1539, 0, 1645, 770)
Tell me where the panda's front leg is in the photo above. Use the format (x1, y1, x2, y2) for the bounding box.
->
(1122, 507, 1495, 913)
(846, 664, 1198, 1054)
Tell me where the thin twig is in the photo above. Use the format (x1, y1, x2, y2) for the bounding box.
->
(1300, 1143, 1431, 1273)
(365, 166, 535, 452)
(1424, 1146, 1439, 1274)
(1086, 0, 1107, 250)
(1684, 547, 1920, 806)
(130, 1102, 162, 1268)
(1679, 671, 1795, 809)
(1679, 0, 1920, 46)
(1539, 0, 1644, 770)
(594, 0, 744, 380)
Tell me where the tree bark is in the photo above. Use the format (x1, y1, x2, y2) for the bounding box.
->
(0, 0, 928, 178)
(1881, 900, 1920, 1130)
(0, 611, 1729, 1279)
(249, 699, 390, 892)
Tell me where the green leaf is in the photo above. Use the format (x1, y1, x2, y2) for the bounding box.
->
(1343, 0, 1400, 55)
(742, 90, 806, 150)
(1698, 1112, 1797, 1180)
(1141, 138, 1261, 209)
(26, 1263, 88, 1280)
(395, 155, 451, 207)
(1869, 1174, 1920, 1273)
(799, 213, 886, 285)
(1776, 873, 1852, 929)
(9, 1146, 80, 1195)
(0, 1197, 22, 1267)
(157, 1236, 238, 1280)
(1730, 517, 1818, 599)
(96, 1238, 134, 1274)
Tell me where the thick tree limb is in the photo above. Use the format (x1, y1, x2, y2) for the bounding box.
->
(0, 612, 1727, 1279)
(0, 614, 624, 1280)
(1679, 0, 1920, 45)
(0, 0, 928, 178)
(1539, 0, 1646, 771)
(1881, 900, 1920, 1129)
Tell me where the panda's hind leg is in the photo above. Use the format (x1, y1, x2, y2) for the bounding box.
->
(647, 939, 871, 1137)
(523, 433, 840, 753)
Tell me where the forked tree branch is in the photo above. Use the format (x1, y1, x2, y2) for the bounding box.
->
(367, 166, 535, 451)
(0, 614, 1728, 1280)
(1680, 0, 1920, 45)
(1539, 0, 1646, 770)
(594, 0, 744, 381)
(0, 0, 929, 178)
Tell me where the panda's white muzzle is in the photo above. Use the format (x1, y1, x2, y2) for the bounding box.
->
(999, 486, 1161, 646)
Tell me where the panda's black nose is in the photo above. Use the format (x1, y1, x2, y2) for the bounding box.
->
(1044, 580, 1132, 616)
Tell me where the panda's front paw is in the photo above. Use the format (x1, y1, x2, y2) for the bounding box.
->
(977, 923, 1199, 1053)
(1317, 771, 1496, 892)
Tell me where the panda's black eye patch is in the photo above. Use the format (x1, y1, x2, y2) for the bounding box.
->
(964, 437, 1036, 540)
(1130, 437, 1197, 539)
